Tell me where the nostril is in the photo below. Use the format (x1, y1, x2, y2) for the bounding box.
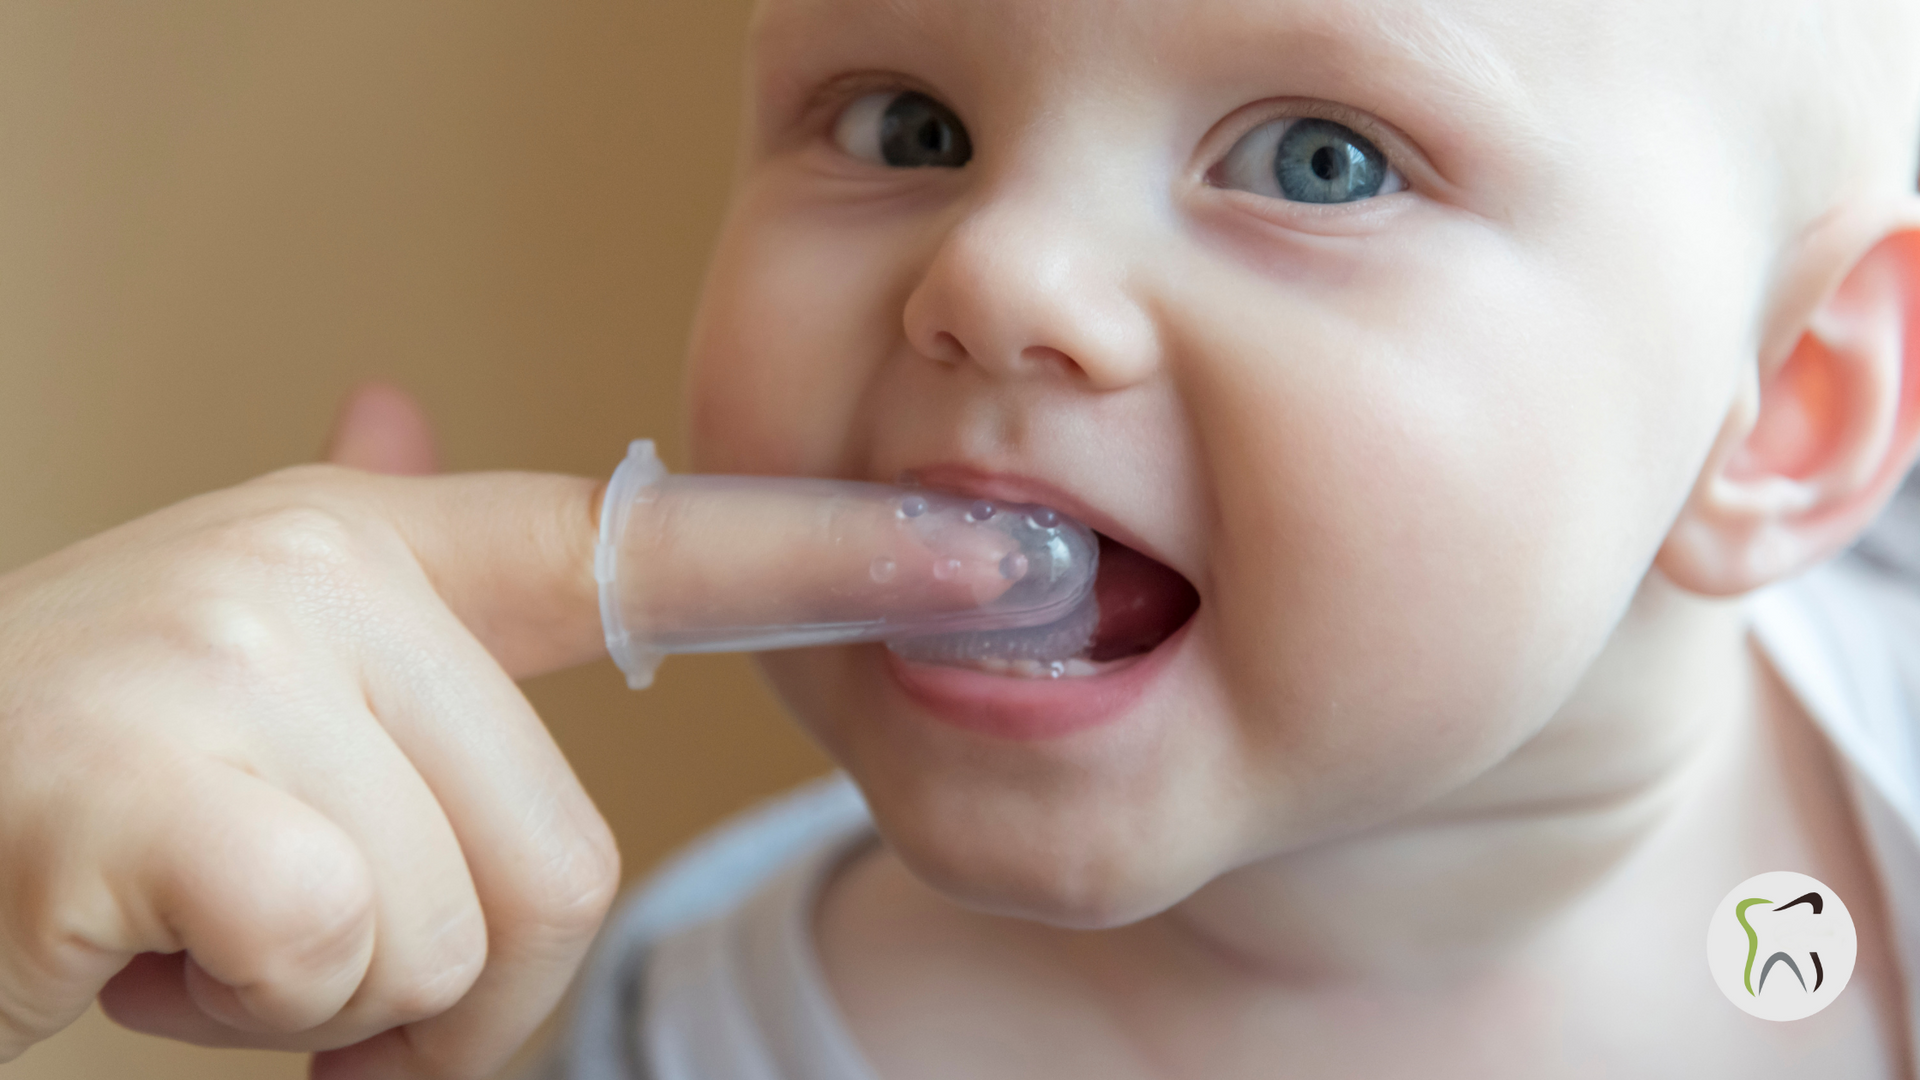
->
(931, 331, 968, 363)
(1020, 346, 1078, 373)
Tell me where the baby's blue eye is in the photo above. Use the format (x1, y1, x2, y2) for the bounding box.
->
(1214, 117, 1404, 204)
(834, 90, 973, 169)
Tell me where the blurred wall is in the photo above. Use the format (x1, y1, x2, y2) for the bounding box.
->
(0, 3, 834, 1076)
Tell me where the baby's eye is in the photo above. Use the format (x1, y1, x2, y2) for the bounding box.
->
(1213, 117, 1404, 204)
(832, 90, 973, 169)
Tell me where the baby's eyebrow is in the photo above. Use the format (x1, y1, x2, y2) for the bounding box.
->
(1222, 2, 1558, 152)
(1368, 13, 1530, 116)
(751, 0, 1559, 160)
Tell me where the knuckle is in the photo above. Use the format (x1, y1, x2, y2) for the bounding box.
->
(381, 970, 470, 1029)
(9, 833, 125, 996)
(167, 595, 303, 691)
(0, 899, 124, 1053)
(230, 826, 377, 985)
(209, 505, 362, 579)
(280, 896, 377, 989)
(382, 913, 488, 1025)
(514, 827, 622, 946)
(164, 505, 386, 683)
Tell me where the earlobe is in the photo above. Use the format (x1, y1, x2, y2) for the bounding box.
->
(1657, 222, 1920, 597)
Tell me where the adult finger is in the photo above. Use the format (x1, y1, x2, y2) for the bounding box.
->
(311, 468, 1032, 683)
(612, 477, 1026, 635)
(324, 469, 613, 680)
(302, 564, 621, 1078)
(99, 704, 488, 1050)
(92, 763, 378, 1039)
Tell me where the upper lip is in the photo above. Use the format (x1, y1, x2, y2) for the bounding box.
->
(896, 461, 1182, 578)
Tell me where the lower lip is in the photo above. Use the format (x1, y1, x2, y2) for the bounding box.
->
(882, 621, 1191, 741)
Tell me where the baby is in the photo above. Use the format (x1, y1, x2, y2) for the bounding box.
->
(561, 0, 1920, 1075)
(4, 0, 1920, 1076)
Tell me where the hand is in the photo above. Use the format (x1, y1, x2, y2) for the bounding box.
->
(0, 384, 620, 1078)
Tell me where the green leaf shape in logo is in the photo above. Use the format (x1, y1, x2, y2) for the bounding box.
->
(1737, 897, 1772, 996)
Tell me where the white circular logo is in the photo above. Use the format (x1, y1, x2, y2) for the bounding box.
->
(1706, 871, 1856, 1021)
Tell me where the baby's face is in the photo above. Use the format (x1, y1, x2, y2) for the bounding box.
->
(687, 0, 1779, 925)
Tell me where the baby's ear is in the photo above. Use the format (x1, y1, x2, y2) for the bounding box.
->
(1658, 213, 1920, 596)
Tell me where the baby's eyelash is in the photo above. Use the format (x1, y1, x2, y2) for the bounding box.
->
(1213, 117, 1404, 204)
(799, 73, 928, 136)
(1196, 98, 1422, 213)
(1212, 102, 1400, 167)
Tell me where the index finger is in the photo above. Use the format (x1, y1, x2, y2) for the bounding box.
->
(255, 449, 1093, 690)
(243, 466, 608, 680)
(596, 443, 1098, 685)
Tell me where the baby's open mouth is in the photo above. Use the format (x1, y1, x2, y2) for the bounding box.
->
(888, 532, 1200, 678)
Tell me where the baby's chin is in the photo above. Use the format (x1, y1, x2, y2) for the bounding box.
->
(872, 806, 1226, 930)
(831, 729, 1242, 930)
(759, 632, 1244, 929)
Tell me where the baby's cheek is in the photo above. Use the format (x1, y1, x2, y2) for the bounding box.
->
(1206, 407, 1555, 827)
(684, 183, 904, 477)
(1173, 277, 1663, 835)
(685, 264, 838, 474)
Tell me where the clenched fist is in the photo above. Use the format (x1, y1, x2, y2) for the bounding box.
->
(0, 385, 620, 1078)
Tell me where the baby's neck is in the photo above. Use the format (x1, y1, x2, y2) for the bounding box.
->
(1157, 573, 1766, 985)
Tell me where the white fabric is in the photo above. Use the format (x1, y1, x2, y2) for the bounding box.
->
(540, 536, 1920, 1079)
(1750, 555, 1920, 1052)
(544, 774, 875, 1080)
(641, 829, 881, 1080)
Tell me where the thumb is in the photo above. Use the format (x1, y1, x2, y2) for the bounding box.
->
(324, 382, 440, 476)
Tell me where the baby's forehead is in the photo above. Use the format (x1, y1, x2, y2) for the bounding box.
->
(752, 0, 1709, 83)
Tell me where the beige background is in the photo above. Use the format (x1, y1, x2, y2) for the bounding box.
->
(0, 2, 834, 1075)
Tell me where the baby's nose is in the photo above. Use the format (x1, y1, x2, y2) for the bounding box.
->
(901, 193, 1158, 391)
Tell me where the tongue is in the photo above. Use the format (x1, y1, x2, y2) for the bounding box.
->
(1088, 534, 1201, 662)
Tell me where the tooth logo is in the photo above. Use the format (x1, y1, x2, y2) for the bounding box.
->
(1706, 871, 1856, 1021)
